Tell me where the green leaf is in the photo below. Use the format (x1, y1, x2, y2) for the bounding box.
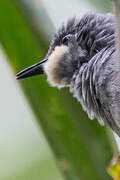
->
(0, 0, 113, 179)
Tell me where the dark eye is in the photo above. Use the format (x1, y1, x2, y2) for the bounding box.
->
(62, 34, 72, 44)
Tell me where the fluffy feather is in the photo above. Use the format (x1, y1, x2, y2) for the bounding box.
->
(45, 13, 120, 136)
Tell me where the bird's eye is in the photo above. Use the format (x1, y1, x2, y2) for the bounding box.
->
(62, 34, 71, 44)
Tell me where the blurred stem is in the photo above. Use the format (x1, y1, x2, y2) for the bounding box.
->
(112, 0, 120, 153)
(90, 0, 112, 12)
(112, 0, 120, 60)
(0, 0, 113, 180)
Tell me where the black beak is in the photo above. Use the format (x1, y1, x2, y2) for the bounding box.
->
(16, 59, 47, 80)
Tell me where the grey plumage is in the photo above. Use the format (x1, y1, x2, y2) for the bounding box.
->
(16, 13, 120, 136)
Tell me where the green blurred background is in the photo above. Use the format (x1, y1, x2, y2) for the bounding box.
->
(0, 0, 114, 180)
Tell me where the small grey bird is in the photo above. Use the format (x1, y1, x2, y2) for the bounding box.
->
(16, 13, 120, 137)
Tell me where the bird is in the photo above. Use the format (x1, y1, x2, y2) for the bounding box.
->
(16, 12, 120, 137)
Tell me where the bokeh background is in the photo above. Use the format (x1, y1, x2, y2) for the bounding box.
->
(0, 0, 115, 180)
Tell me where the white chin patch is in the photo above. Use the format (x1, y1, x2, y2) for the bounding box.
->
(44, 45, 69, 88)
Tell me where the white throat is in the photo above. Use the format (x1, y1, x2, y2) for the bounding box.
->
(44, 45, 69, 88)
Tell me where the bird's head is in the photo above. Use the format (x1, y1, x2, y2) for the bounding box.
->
(16, 17, 88, 88)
